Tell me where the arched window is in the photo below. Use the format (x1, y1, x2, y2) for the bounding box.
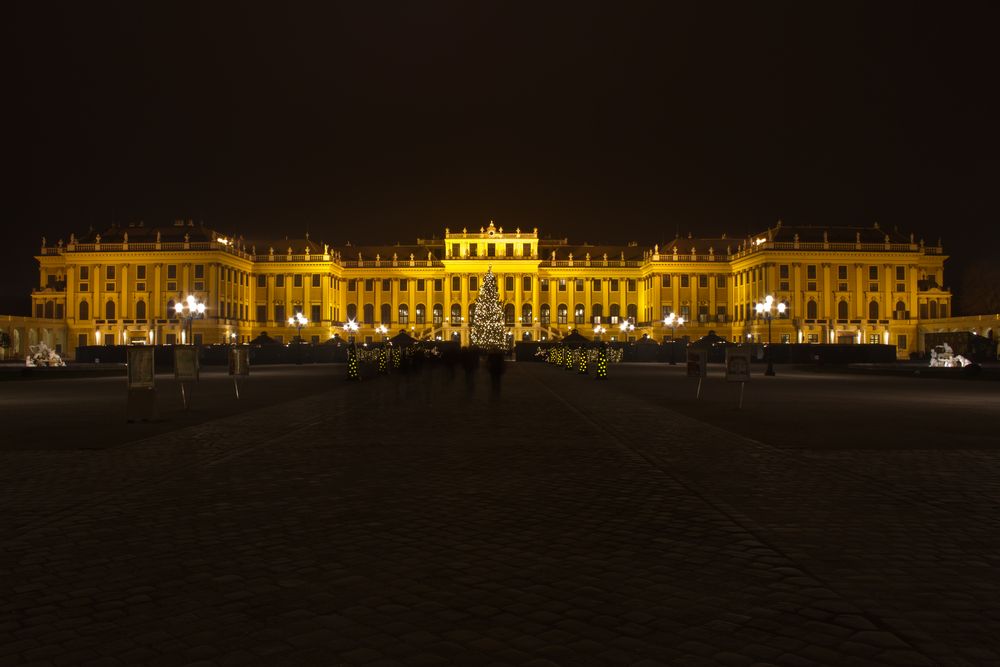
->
(540, 304, 551, 325)
(591, 303, 603, 323)
(521, 303, 532, 325)
(574, 303, 585, 324)
(415, 304, 425, 325)
(135, 300, 147, 320)
(433, 304, 443, 325)
(609, 303, 620, 322)
(44, 301, 54, 319)
(106, 300, 116, 320)
(347, 303, 357, 321)
(167, 299, 176, 319)
(380, 303, 391, 324)
(557, 304, 568, 325)
(806, 300, 817, 319)
(869, 300, 879, 320)
(895, 301, 906, 320)
(469, 303, 477, 322)
(838, 300, 849, 320)
(929, 301, 938, 319)
(504, 303, 515, 325)
(398, 304, 409, 325)
(363, 303, 374, 324)
(780, 300, 790, 318)
(79, 300, 90, 321)
(450, 303, 461, 325)
(627, 304, 637, 322)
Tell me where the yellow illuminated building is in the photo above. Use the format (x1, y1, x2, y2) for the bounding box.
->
(26, 219, 954, 359)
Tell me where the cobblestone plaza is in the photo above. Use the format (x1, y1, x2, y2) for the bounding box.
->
(1, 363, 999, 666)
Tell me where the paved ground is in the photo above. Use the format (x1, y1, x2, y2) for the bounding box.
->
(1, 361, 998, 666)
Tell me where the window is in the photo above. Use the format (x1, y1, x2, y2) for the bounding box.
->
(680, 305, 691, 320)
(592, 279, 601, 291)
(807, 281, 817, 292)
(106, 266, 116, 280)
(487, 243, 496, 257)
(558, 279, 567, 291)
(626, 304, 637, 322)
(136, 265, 146, 280)
(255, 274, 265, 288)
(540, 304, 551, 325)
(806, 300, 817, 319)
(312, 274, 320, 287)
(521, 303, 532, 324)
(869, 334, 881, 345)
(895, 266, 905, 281)
(522, 276, 531, 292)
(807, 265, 817, 280)
(105, 300, 116, 320)
(415, 305, 425, 324)
(779, 265, 789, 279)
(451, 303, 462, 325)
(399, 278, 408, 291)
(838, 300, 849, 319)
(469, 276, 478, 291)
(359, 304, 372, 324)
(80, 267, 89, 280)
(135, 300, 146, 320)
(780, 281, 789, 291)
(627, 279, 636, 292)
(661, 305, 673, 320)
(540, 279, 549, 291)
(505, 243, 514, 256)
(661, 275, 671, 288)
(193, 281, 204, 291)
(468, 243, 478, 257)
(361, 279, 371, 292)
(574, 304, 585, 324)
(897, 334, 908, 350)
(575, 279, 584, 291)
(417, 279, 425, 292)
(592, 304, 603, 323)
(55, 303, 64, 319)
(717, 276, 726, 288)
(166, 299, 175, 318)
(505, 276, 515, 292)
(838, 265, 848, 281)
(311, 304, 321, 322)
(869, 266, 879, 281)
(504, 304, 515, 325)
(276, 275, 285, 288)
(609, 303, 620, 322)
(434, 279, 442, 292)
(869, 300, 879, 320)
(346, 303, 358, 321)
(381, 304, 391, 324)
(256, 305, 267, 322)
(557, 304, 568, 324)
(433, 304, 443, 325)
(452, 243, 460, 257)
(382, 279, 391, 292)
(807, 334, 819, 343)
(167, 265, 177, 279)
(274, 305, 285, 323)
(398, 304, 409, 325)
(452, 276, 461, 292)
(716, 305, 727, 320)
(523, 243, 531, 256)
(680, 275, 689, 288)
(194, 264, 204, 279)
(165, 333, 177, 345)
(698, 275, 708, 288)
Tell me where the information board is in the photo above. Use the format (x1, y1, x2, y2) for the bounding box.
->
(229, 347, 250, 376)
(127, 346, 155, 389)
(173, 346, 200, 381)
(725, 346, 752, 382)
(686, 348, 707, 378)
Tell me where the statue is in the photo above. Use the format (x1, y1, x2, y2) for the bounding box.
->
(123, 232, 128, 243)
(70, 233, 76, 244)
(95, 234, 101, 244)
(156, 231, 161, 243)
(184, 232, 190, 243)
(41, 236, 46, 248)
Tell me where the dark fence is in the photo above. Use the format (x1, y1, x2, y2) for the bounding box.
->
(514, 341, 897, 364)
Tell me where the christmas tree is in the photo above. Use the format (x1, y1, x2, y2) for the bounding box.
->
(470, 268, 506, 349)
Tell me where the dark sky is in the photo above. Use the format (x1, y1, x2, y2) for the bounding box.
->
(9, 2, 998, 312)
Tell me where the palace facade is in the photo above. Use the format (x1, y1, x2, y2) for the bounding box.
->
(27, 219, 953, 358)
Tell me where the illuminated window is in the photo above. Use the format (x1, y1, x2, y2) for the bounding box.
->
(574, 304, 585, 324)
(433, 304, 442, 324)
(557, 304, 568, 324)
(415, 305, 425, 324)
(540, 304, 551, 324)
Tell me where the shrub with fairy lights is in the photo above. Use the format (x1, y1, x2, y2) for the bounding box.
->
(470, 268, 506, 350)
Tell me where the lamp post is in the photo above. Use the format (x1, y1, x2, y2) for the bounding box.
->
(173, 295, 206, 345)
(663, 312, 685, 365)
(618, 319, 635, 341)
(288, 312, 309, 343)
(593, 324, 607, 341)
(375, 324, 389, 342)
(344, 319, 359, 343)
(754, 294, 786, 376)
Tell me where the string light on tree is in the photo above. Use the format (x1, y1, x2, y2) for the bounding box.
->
(470, 268, 506, 350)
(596, 344, 609, 379)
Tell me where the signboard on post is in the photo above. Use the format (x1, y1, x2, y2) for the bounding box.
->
(229, 347, 250, 376)
(686, 349, 707, 378)
(725, 345, 752, 409)
(174, 346, 200, 382)
(127, 346, 155, 389)
(126, 346, 157, 422)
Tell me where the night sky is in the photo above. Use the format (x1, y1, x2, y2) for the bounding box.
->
(9, 3, 998, 313)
